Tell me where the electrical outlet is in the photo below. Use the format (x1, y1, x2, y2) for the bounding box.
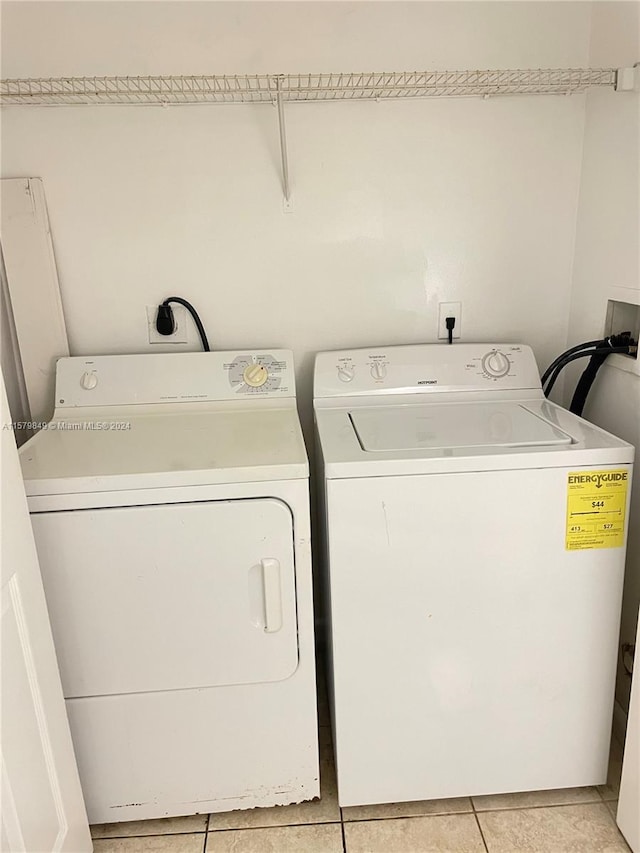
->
(146, 305, 188, 344)
(438, 302, 462, 340)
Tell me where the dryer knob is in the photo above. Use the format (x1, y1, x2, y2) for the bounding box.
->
(243, 364, 269, 387)
(80, 372, 98, 390)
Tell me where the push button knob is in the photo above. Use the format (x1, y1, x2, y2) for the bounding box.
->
(80, 372, 98, 390)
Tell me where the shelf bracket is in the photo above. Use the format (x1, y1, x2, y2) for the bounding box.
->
(275, 76, 293, 212)
(615, 63, 640, 92)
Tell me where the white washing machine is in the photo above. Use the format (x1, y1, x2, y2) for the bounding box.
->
(19, 350, 319, 824)
(314, 343, 634, 807)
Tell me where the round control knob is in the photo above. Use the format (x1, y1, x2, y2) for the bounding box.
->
(80, 371, 98, 390)
(482, 351, 511, 378)
(337, 366, 355, 383)
(370, 362, 387, 380)
(243, 364, 269, 388)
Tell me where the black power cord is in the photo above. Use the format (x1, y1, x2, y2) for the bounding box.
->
(445, 316, 456, 345)
(156, 297, 210, 352)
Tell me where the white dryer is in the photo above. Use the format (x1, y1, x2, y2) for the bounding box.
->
(19, 351, 318, 824)
(314, 343, 634, 807)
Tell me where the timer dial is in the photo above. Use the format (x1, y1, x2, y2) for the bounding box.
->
(482, 351, 511, 378)
(243, 364, 269, 387)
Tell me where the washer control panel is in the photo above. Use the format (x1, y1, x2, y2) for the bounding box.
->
(336, 353, 390, 385)
(315, 344, 542, 398)
(55, 350, 296, 408)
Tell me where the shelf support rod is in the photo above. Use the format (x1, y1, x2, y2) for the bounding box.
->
(275, 76, 292, 210)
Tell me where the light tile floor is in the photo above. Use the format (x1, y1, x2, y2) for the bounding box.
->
(91, 685, 631, 853)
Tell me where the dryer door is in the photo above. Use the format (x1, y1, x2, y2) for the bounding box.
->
(31, 498, 299, 698)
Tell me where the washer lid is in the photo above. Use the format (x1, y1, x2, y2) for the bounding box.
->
(350, 403, 573, 452)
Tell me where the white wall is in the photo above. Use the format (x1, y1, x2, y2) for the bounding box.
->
(0, 1, 592, 438)
(567, 1, 640, 720)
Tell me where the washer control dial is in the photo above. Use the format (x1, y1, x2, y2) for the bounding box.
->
(370, 362, 387, 380)
(482, 350, 511, 378)
(337, 366, 355, 383)
(80, 371, 98, 390)
(243, 364, 269, 387)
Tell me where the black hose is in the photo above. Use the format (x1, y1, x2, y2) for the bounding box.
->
(569, 352, 610, 416)
(540, 338, 603, 386)
(162, 297, 210, 352)
(569, 332, 635, 415)
(543, 346, 633, 398)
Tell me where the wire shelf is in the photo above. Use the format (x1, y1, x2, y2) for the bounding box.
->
(0, 68, 618, 106)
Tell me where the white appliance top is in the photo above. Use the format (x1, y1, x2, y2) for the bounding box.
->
(20, 351, 308, 496)
(314, 344, 634, 478)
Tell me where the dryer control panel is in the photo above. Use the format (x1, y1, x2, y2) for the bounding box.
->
(315, 344, 542, 398)
(55, 350, 296, 408)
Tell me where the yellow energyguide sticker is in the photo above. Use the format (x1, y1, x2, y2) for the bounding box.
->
(566, 469, 629, 550)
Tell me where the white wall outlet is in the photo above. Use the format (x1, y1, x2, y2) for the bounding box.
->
(438, 302, 462, 340)
(146, 305, 188, 344)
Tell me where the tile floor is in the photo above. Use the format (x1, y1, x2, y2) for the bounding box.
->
(90, 679, 631, 853)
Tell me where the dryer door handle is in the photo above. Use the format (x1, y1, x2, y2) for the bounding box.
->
(261, 558, 283, 633)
